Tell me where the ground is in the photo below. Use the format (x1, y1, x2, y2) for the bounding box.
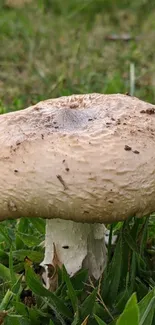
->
(1, 0, 155, 113)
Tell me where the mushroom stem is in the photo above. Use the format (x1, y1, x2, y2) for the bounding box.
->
(42, 219, 107, 287)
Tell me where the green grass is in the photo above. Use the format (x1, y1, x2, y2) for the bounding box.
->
(0, 0, 155, 324)
(0, 216, 154, 324)
(1, 0, 155, 111)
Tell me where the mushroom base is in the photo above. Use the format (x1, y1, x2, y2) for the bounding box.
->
(42, 218, 107, 288)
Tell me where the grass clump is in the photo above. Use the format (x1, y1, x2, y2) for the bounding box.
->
(0, 217, 155, 324)
(1, 0, 155, 110)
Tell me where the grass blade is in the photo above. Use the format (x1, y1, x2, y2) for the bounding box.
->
(80, 288, 97, 320)
(63, 265, 78, 313)
(139, 289, 155, 325)
(139, 297, 155, 325)
(25, 264, 73, 320)
(9, 246, 17, 286)
(94, 314, 107, 325)
(116, 293, 139, 325)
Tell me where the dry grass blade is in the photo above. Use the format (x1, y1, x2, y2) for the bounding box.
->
(81, 315, 89, 325)
(88, 276, 114, 321)
(5, 0, 33, 7)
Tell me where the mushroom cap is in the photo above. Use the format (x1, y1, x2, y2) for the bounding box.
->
(0, 93, 155, 223)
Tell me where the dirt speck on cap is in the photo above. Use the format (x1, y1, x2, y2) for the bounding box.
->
(140, 108, 155, 115)
(124, 145, 132, 151)
(56, 175, 68, 190)
(133, 150, 140, 154)
(8, 200, 17, 212)
(34, 106, 40, 111)
(69, 103, 79, 109)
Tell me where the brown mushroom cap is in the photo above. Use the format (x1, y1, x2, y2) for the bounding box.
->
(0, 93, 155, 223)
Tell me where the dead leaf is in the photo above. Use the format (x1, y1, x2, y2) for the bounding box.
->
(24, 256, 33, 267)
(47, 243, 63, 292)
(0, 311, 7, 325)
(52, 243, 63, 269)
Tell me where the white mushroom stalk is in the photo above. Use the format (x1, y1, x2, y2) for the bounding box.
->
(42, 219, 107, 287)
(0, 93, 155, 285)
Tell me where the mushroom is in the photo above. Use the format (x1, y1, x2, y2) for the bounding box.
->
(0, 93, 155, 287)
